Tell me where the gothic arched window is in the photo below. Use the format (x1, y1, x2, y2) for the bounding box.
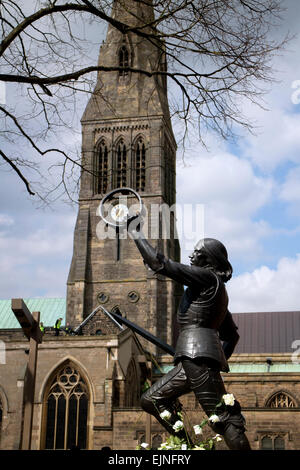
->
(125, 359, 139, 407)
(152, 434, 163, 450)
(111, 306, 122, 317)
(164, 135, 175, 204)
(267, 392, 296, 408)
(112, 380, 121, 408)
(261, 434, 286, 450)
(94, 139, 108, 195)
(135, 137, 146, 192)
(115, 139, 127, 187)
(274, 436, 285, 450)
(261, 436, 272, 450)
(137, 432, 164, 450)
(119, 45, 129, 76)
(43, 363, 89, 450)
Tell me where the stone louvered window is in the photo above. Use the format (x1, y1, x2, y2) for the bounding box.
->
(116, 138, 127, 187)
(135, 137, 146, 192)
(267, 392, 296, 408)
(43, 364, 89, 450)
(94, 139, 108, 194)
(119, 45, 129, 76)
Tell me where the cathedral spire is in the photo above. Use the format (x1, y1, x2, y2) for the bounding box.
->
(82, 0, 169, 123)
(110, 0, 155, 27)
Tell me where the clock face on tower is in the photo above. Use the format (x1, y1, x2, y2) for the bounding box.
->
(99, 187, 143, 227)
(111, 203, 129, 223)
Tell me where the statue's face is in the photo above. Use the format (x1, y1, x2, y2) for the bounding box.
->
(189, 248, 209, 267)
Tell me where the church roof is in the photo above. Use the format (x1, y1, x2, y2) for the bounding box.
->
(0, 298, 66, 329)
(156, 361, 300, 375)
(1, 297, 299, 357)
(233, 310, 300, 354)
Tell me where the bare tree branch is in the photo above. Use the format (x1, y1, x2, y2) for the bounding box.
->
(0, 0, 290, 202)
(0, 148, 35, 195)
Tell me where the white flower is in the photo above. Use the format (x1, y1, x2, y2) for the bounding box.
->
(193, 424, 203, 435)
(140, 442, 149, 448)
(213, 434, 222, 442)
(181, 444, 187, 450)
(223, 393, 235, 406)
(159, 410, 172, 420)
(159, 443, 172, 450)
(209, 414, 220, 424)
(173, 420, 184, 432)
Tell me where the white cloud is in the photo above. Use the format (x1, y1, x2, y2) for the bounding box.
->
(0, 214, 14, 226)
(228, 254, 300, 312)
(177, 152, 273, 214)
(0, 212, 76, 298)
(0, 214, 75, 259)
(176, 151, 273, 263)
(279, 165, 300, 203)
(0, 262, 70, 299)
(233, 4, 300, 173)
(239, 108, 300, 172)
(277, 165, 300, 218)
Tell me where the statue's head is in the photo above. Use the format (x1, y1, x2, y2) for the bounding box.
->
(189, 238, 232, 282)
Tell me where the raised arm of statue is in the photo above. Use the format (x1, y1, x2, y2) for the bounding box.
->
(128, 222, 216, 289)
(128, 224, 165, 273)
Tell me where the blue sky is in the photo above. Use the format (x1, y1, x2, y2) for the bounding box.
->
(1, 1, 300, 313)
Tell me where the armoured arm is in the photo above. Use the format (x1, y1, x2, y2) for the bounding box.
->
(129, 226, 216, 288)
(129, 227, 165, 273)
(218, 310, 240, 360)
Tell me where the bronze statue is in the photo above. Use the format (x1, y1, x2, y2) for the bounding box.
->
(99, 187, 250, 450)
(127, 221, 251, 450)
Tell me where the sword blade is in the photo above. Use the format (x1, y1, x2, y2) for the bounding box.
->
(109, 310, 175, 356)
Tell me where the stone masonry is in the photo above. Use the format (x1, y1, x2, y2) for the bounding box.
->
(66, 0, 182, 353)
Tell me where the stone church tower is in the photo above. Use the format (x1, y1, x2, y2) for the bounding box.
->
(66, 0, 182, 351)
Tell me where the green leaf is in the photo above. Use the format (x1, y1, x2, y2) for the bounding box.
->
(207, 439, 214, 450)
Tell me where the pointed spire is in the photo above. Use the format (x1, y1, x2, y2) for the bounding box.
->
(82, 0, 170, 123)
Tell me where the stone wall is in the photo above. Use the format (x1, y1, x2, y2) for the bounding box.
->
(0, 331, 147, 450)
(1, 334, 299, 451)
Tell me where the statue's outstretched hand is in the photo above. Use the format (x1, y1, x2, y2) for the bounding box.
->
(127, 213, 142, 235)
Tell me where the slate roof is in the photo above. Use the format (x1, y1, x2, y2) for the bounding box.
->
(233, 311, 300, 354)
(0, 298, 66, 328)
(157, 362, 300, 375)
(1, 297, 299, 357)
